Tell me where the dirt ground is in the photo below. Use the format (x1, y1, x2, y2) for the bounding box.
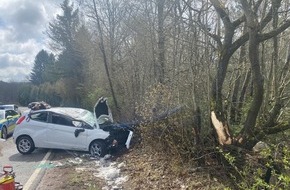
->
(36, 150, 106, 190)
(36, 145, 227, 190)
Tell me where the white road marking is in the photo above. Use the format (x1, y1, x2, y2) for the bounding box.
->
(23, 150, 51, 190)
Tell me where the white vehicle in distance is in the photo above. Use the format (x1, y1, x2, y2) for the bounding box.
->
(13, 103, 133, 157)
(0, 104, 21, 115)
(0, 104, 19, 111)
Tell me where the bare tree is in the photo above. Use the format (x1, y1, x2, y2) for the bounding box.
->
(90, 0, 120, 113)
(199, 0, 290, 148)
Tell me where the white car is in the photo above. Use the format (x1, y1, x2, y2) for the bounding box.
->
(13, 102, 133, 157)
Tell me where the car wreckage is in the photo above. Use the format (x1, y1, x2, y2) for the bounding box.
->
(13, 97, 133, 157)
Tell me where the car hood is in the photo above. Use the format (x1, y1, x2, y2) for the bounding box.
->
(94, 97, 114, 125)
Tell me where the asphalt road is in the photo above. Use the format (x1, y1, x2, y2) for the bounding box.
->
(0, 137, 49, 188)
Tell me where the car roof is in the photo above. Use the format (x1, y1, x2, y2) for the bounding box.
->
(0, 104, 17, 107)
(0, 104, 17, 109)
(31, 107, 91, 120)
(0, 109, 15, 112)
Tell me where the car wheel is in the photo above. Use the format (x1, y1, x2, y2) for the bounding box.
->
(17, 136, 35, 155)
(1, 126, 7, 139)
(89, 140, 106, 157)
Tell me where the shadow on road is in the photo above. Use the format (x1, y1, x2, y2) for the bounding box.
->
(9, 148, 48, 162)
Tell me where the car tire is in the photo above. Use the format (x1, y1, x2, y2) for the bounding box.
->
(1, 126, 7, 139)
(89, 140, 106, 157)
(16, 136, 35, 155)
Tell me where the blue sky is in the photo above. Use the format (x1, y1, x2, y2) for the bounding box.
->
(0, 0, 63, 82)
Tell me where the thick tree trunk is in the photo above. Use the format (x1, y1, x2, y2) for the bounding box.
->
(210, 0, 235, 121)
(237, 0, 264, 145)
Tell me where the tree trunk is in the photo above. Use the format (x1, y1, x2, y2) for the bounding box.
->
(92, 0, 120, 113)
(157, 0, 165, 84)
(237, 0, 264, 146)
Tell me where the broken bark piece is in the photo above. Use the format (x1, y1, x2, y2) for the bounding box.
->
(211, 111, 232, 145)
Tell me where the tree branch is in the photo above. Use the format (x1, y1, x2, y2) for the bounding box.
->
(259, 20, 290, 42)
(229, 33, 249, 55)
(187, 0, 223, 48)
(265, 122, 290, 135)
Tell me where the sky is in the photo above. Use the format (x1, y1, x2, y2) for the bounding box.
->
(0, 0, 63, 82)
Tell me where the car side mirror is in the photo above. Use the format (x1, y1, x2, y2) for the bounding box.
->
(6, 115, 13, 119)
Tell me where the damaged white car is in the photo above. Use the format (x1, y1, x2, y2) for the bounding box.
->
(12, 98, 133, 157)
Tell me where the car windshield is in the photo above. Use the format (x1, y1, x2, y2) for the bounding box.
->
(80, 110, 98, 128)
(0, 111, 5, 120)
(5, 106, 13, 110)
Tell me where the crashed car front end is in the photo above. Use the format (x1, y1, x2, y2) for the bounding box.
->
(95, 97, 134, 152)
(103, 124, 134, 150)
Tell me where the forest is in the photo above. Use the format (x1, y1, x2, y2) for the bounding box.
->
(3, 0, 290, 188)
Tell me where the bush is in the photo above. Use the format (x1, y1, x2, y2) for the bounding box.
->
(136, 83, 200, 162)
(219, 142, 290, 189)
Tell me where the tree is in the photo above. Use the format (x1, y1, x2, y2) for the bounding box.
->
(85, 0, 138, 114)
(47, 0, 87, 106)
(203, 0, 290, 149)
(48, 0, 80, 51)
(30, 50, 55, 85)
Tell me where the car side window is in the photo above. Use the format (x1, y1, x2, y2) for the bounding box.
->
(51, 114, 73, 127)
(30, 112, 48, 122)
(5, 110, 10, 118)
(7, 110, 18, 116)
(5, 110, 14, 118)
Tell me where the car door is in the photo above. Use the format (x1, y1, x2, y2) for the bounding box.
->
(46, 112, 88, 150)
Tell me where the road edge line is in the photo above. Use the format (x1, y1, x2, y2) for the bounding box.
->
(23, 150, 52, 190)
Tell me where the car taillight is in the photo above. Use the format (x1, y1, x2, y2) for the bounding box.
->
(16, 116, 26, 125)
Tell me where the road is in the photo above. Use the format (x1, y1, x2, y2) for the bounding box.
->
(0, 137, 49, 189)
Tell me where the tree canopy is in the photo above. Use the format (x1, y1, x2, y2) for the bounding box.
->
(29, 49, 55, 85)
